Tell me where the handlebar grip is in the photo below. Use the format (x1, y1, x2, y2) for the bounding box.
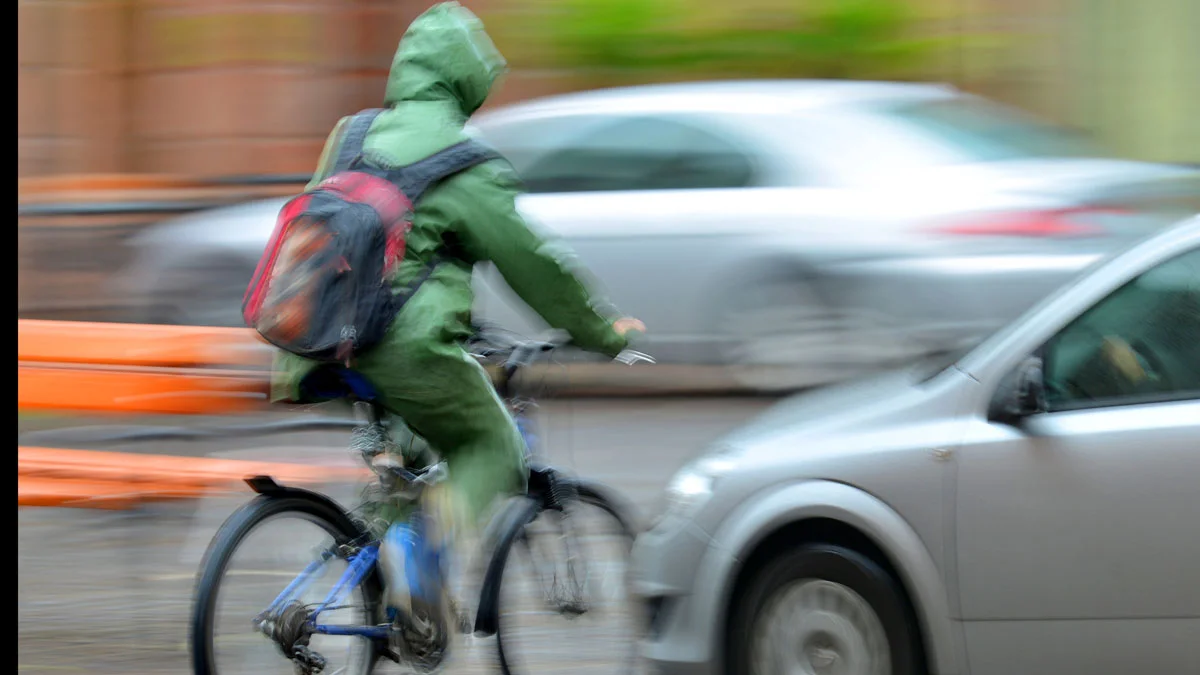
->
(613, 329, 654, 365)
(614, 349, 655, 365)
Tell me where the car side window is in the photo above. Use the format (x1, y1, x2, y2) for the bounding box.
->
(1042, 247, 1200, 411)
(516, 116, 757, 194)
(472, 115, 614, 181)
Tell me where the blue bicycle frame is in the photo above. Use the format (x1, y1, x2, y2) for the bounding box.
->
(261, 542, 388, 640)
(260, 406, 538, 642)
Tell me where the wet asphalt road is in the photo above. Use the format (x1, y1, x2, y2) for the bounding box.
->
(18, 397, 777, 674)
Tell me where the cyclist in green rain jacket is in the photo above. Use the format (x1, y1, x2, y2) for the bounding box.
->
(271, 2, 644, 532)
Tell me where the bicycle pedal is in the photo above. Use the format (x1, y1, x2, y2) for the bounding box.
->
(389, 622, 449, 674)
(389, 604, 451, 667)
(290, 645, 327, 674)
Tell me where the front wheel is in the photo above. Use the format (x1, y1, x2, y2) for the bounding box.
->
(727, 544, 923, 675)
(491, 482, 645, 675)
(189, 493, 383, 675)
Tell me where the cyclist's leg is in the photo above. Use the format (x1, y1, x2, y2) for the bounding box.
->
(353, 314, 528, 531)
(361, 340, 527, 632)
(378, 346, 528, 530)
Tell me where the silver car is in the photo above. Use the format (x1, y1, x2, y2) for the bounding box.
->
(116, 81, 1200, 390)
(630, 214, 1200, 674)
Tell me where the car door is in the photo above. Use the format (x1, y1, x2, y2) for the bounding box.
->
(469, 111, 766, 362)
(954, 247, 1200, 674)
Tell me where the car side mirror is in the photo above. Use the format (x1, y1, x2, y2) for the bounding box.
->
(988, 356, 1048, 426)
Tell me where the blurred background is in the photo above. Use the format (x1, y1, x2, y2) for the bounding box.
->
(18, 0, 1200, 344)
(15, 1, 1200, 672)
(17, 0, 1200, 179)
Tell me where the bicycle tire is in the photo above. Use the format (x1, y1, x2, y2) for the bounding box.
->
(490, 480, 643, 675)
(189, 492, 384, 675)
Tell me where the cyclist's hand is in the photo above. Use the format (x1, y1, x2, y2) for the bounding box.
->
(612, 317, 645, 337)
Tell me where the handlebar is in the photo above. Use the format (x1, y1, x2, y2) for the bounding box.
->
(468, 325, 563, 397)
(468, 322, 655, 397)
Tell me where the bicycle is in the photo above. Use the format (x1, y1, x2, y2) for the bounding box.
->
(189, 327, 652, 675)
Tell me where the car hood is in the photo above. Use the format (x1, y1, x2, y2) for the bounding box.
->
(682, 366, 971, 553)
(708, 364, 969, 469)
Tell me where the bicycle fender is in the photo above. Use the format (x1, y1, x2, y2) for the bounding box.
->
(243, 475, 368, 539)
(473, 496, 541, 637)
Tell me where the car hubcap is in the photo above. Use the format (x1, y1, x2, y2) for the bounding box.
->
(751, 579, 890, 675)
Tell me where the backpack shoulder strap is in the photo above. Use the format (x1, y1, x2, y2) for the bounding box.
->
(389, 140, 503, 202)
(332, 108, 386, 173)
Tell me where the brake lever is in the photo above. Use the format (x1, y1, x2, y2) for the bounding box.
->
(614, 349, 656, 366)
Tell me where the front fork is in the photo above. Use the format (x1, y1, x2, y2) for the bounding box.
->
(525, 465, 590, 616)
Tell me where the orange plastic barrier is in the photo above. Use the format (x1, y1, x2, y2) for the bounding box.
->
(18, 320, 266, 368)
(18, 364, 269, 415)
(17, 447, 370, 509)
(17, 320, 270, 414)
(17, 477, 190, 509)
(17, 446, 365, 485)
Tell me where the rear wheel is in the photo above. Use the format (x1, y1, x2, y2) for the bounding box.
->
(728, 544, 922, 675)
(190, 494, 383, 675)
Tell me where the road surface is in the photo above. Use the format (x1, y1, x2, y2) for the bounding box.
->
(18, 397, 777, 673)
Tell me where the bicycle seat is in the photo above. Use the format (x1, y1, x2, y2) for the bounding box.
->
(297, 364, 381, 403)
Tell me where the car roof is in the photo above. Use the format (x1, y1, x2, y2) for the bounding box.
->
(476, 79, 958, 121)
(1103, 214, 1200, 266)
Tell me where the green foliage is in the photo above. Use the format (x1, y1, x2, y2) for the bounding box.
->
(486, 0, 970, 84)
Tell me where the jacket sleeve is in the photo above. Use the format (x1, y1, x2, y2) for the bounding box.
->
(443, 161, 629, 357)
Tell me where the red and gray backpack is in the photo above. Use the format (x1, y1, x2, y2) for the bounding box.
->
(242, 108, 499, 364)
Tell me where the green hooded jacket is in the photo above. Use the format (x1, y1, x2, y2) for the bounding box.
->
(271, 1, 627, 402)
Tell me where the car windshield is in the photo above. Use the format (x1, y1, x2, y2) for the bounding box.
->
(914, 246, 1132, 383)
(880, 97, 1103, 163)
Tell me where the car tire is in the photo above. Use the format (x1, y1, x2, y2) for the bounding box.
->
(727, 543, 923, 675)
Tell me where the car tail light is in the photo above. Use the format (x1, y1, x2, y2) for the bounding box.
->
(932, 207, 1128, 238)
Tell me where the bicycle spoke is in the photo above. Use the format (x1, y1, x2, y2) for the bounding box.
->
(200, 511, 376, 674)
(496, 494, 644, 674)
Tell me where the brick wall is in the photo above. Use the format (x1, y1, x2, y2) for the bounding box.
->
(19, 0, 131, 176)
(17, 0, 514, 179)
(19, 0, 1196, 178)
(15, 0, 576, 321)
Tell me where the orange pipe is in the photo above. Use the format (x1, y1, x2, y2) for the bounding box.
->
(17, 477, 207, 509)
(17, 363, 269, 414)
(17, 447, 367, 486)
(17, 458, 366, 488)
(17, 447, 372, 510)
(18, 320, 268, 368)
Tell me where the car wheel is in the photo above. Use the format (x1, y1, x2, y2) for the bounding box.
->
(721, 277, 879, 392)
(728, 544, 922, 675)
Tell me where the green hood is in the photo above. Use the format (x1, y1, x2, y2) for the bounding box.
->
(383, 1, 508, 117)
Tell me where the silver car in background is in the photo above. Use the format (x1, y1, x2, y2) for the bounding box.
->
(117, 80, 1200, 389)
(631, 215, 1200, 674)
